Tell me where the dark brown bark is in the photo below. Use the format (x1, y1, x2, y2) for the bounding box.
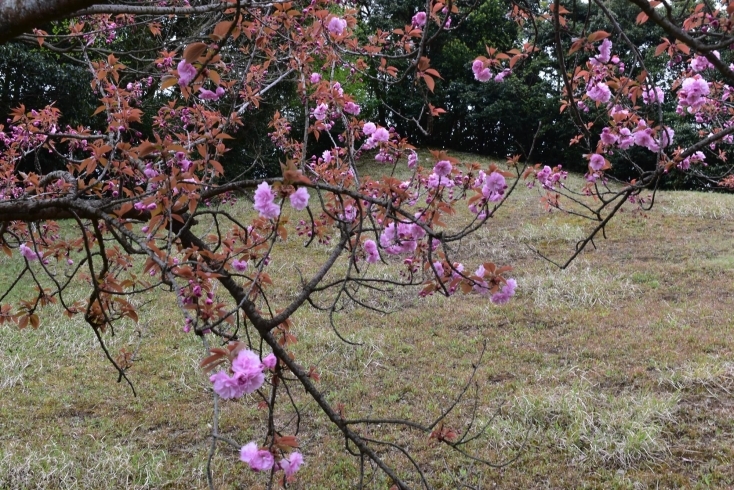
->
(0, 0, 98, 44)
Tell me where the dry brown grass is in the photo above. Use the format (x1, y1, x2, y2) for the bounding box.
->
(2, 151, 734, 488)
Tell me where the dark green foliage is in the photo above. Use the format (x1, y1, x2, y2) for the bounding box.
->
(0, 43, 97, 128)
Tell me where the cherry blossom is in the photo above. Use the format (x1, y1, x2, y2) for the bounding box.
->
(491, 278, 517, 305)
(372, 127, 390, 143)
(589, 154, 605, 171)
(433, 160, 452, 177)
(198, 87, 225, 100)
(240, 442, 275, 472)
(18, 243, 40, 261)
(343, 102, 361, 115)
(327, 17, 347, 35)
(279, 452, 304, 477)
(587, 82, 611, 103)
(232, 259, 248, 272)
(289, 187, 310, 211)
(412, 12, 427, 27)
(253, 182, 280, 219)
(177, 59, 197, 86)
(313, 103, 328, 121)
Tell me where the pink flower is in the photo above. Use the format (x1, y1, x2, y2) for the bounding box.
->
(471, 60, 484, 76)
(144, 164, 158, 179)
(327, 17, 347, 35)
(380, 223, 418, 255)
(491, 278, 517, 305)
(262, 353, 277, 370)
(659, 127, 674, 148)
(618, 127, 634, 149)
(641, 86, 664, 105)
(589, 154, 605, 171)
(19, 243, 40, 261)
(600, 127, 618, 146)
(596, 38, 612, 64)
(690, 53, 716, 72)
(232, 259, 248, 272)
(240, 442, 275, 472)
(412, 11, 427, 27)
(433, 160, 452, 177)
(231, 349, 266, 394)
(210, 371, 248, 399)
(177, 59, 197, 86)
(363, 122, 377, 135)
(313, 103, 328, 121)
(289, 187, 310, 211)
(433, 261, 444, 276)
(536, 165, 552, 186)
(679, 76, 710, 111)
(310, 73, 321, 83)
(280, 451, 304, 478)
(198, 87, 225, 100)
(372, 127, 390, 143)
(475, 68, 492, 82)
(587, 82, 611, 103)
(253, 182, 280, 219)
(343, 102, 361, 115)
(364, 239, 380, 263)
(407, 151, 418, 169)
(494, 69, 511, 82)
(633, 128, 659, 152)
(482, 172, 506, 202)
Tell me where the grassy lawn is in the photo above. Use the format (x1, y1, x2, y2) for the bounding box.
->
(1, 151, 734, 488)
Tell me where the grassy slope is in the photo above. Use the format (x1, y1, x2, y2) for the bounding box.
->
(1, 151, 733, 489)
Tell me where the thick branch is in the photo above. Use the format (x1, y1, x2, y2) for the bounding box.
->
(0, 0, 97, 43)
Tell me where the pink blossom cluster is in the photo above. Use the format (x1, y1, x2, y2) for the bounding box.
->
(433, 160, 452, 177)
(407, 151, 418, 169)
(177, 59, 197, 86)
(361, 122, 390, 149)
(533, 165, 566, 189)
(677, 76, 710, 113)
(491, 278, 517, 305)
(586, 82, 611, 103)
(231, 258, 248, 272)
(589, 153, 606, 172)
(343, 101, 361, 115)
(412, 11, 427, 27)
(363, 239, 380, 263)
(313, 103, 329, 121)
(690, 52, 718, 72)
(678, 151, 706, 170)
(641, 86, 664, 104)
(175, 151, 193, 172)
(209, 349, 277, 399)
(481, 171, 507, 202)
(253, 182, 281, 219)
(379, 221, 425, 255)
(596, 39, 612, 64)
(199, 86, 225, 100)
(472, 264, 517, 304)
(289, 187, 310, 211)
(327, 16, 347, 35)
(240, 442, 304, 476)
(598, 124, 673, 154)
(19, 243, 41, 261)
(471, 60, 510, 83)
